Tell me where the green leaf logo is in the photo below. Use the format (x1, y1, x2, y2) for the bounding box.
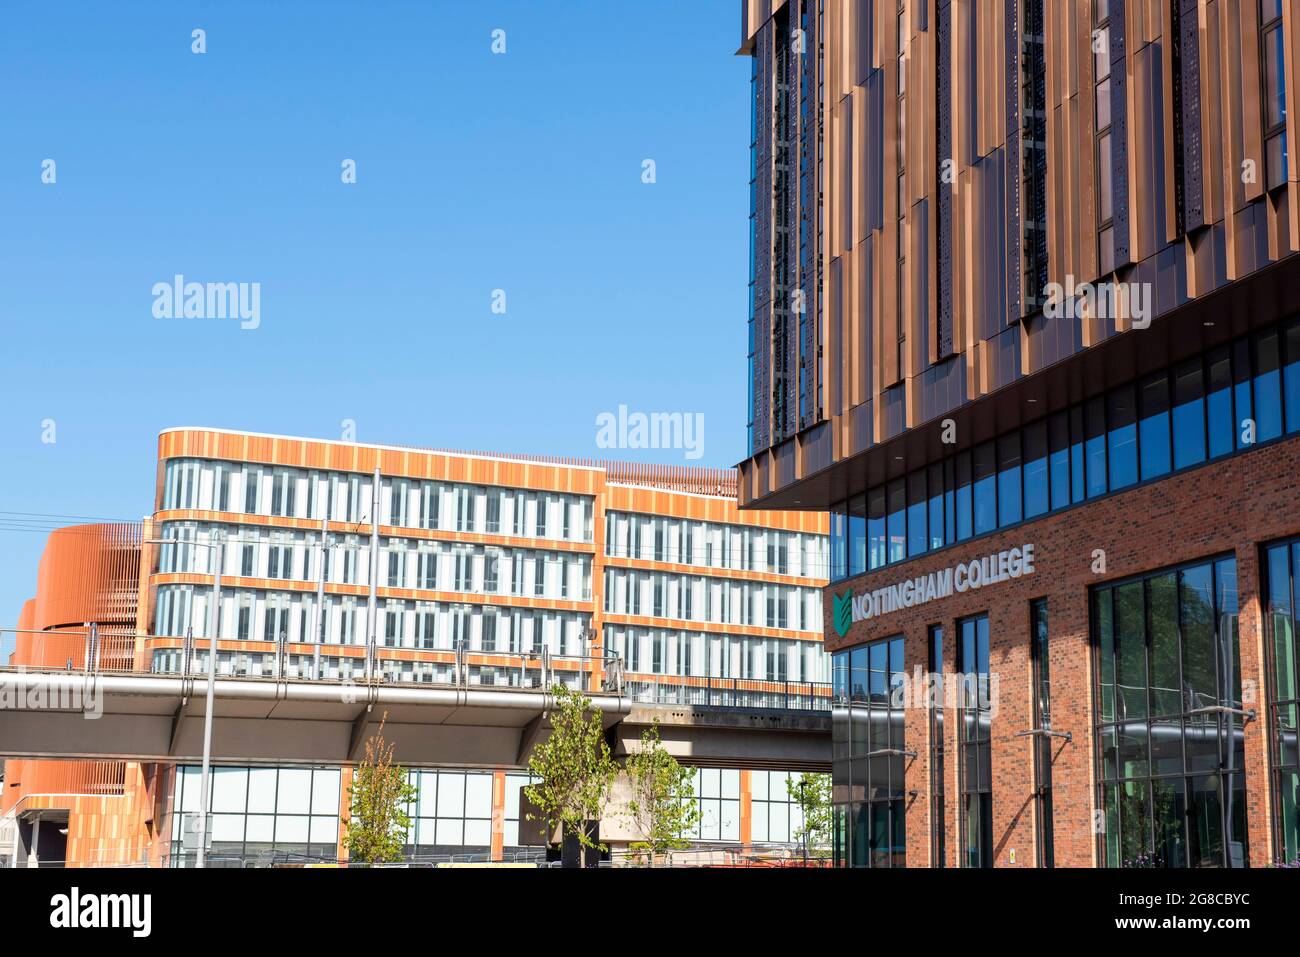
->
(832, 589, 853, 638)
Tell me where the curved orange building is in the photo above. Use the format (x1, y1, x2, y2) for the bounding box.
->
(1, 523, 164, 867)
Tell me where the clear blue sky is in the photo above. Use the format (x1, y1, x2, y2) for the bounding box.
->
(0, 0, 750, 629)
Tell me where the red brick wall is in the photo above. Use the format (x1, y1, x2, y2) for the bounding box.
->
(823, 437, 1300, 867)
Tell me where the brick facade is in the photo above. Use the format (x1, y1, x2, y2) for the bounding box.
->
(823, 435, 1300, 867)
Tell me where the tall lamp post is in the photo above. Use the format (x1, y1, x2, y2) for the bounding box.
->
(797, 778, 808, 866)
(149, 533, 223, 868)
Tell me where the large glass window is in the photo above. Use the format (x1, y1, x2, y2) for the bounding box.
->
(1085, 397, 1108, 498)
(1266, 538, 1300, 864)
(1023, 421, 1049, 519)
(1207, 347, 1236, 458)
(750, 770, 808, 844)
(831, 635, 907, 867)
(907, 471, 928, 558)
(1107, 385, 1138, 490)
(1094, 556, 1247, 867)
(824, 319, 1300, 583)
(1138, 372, 1172, 480)
(972, 442, 997, 535)
(959, 615, 992, 868)
(404, 769, 495, 854)
(1256, 330, 1285, 443)
(887, 479, 907, 564)
(170, 765, 340, 866)
(997, 432, 1023, 526)
(686, 768, 741, 842)
(1286, 317, 1300, 433)
(868, 486, 888, 571)
(927, 463, 946, 551)
(929, 625, 946, 867)
(1031, 600, 1055, 867)
(848, 494, 868, 578)
(1172, 359, 1207, 469)
(954, 451, 973, 542)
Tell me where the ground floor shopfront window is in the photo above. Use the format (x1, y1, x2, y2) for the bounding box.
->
(831, 636, 906, 867)
(1093, 555, 1248, 867)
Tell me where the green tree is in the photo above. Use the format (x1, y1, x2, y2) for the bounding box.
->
(344, 713, 418, 865)
(622, 719, 701, 866)
(524, 685, 618, 861)
(788, 772, 832, 856)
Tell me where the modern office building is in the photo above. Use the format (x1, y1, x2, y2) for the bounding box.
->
(2, 428, 828, 866)
(738, 0, 1299, 866)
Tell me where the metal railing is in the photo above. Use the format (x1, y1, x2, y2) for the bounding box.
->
(1, 628, 830, 712)
(625, 677, 832, 712)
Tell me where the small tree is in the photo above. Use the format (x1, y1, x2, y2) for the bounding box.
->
(344, 712, 417, 864)
(525, 684, 618, 862)
(623, 719, 701, 866)
(788, 772, 832, 856)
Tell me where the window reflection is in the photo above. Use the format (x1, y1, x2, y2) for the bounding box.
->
(827, 318, 1300, 582)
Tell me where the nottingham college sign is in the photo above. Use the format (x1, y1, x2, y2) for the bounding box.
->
(832, 544, 1036, 637)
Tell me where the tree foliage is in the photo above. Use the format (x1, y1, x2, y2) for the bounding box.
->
(344, 712, 418, 864)
(524, 685, 618, 853)
(788, 772, 832, 851)
(622, 719, 700, 865)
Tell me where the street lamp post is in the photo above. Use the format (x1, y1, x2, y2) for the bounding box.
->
(149, 533, 223, 868)
(797, 778, 808, 866)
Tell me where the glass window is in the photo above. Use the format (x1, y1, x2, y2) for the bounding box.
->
(954, 451, 973, 542)
(830, 507, 847, 582)
(1285, 318, 1300, 434)
(868, 487, 888, 570)
(1267, 540, 1300, 863)
(1023, 421, 1049, 518)
(1084, 398, 1108, 498)
(929, 625, 946, 868)
(972, 442, 997, 535)
(1107, 385, 1138, 490)
(1234, 339, 1255, 451)
(943, 459, 956, 545)
(886, 479, 906, 564)
(997, 432, 1023, 526)
(907, 471, 928, 558)
(1048, 412, 1072, 510)
(1094, 557, 1247, 867)
(1031, 600, 1054, 867)
(836, 633, 907, 868)
(1255, 331, 1284, 443)
(848, 495, 868, 578)
(1138, 373, 1172, 480)
(927, 463, 945, 551)
(959, 614, 991, 868)
(1207, 347, 1235, 458)
(1172, 359, 1207, 469)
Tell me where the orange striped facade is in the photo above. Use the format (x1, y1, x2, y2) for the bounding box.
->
(1, 523, 162, 866)
(738, 0, 1300, 508)
(139, 429, 829, 686)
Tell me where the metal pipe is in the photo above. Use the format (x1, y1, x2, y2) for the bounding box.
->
(367, 467, 379, 682)
(196, 538, 222, 868)
(8, 671, 633, 714)
(315, 514, 327, 645)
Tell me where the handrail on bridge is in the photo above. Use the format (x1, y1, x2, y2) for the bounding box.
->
(0, 628, 831, 713)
